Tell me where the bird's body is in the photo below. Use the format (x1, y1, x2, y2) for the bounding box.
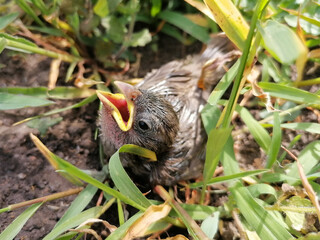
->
(98, 35, 239, 186)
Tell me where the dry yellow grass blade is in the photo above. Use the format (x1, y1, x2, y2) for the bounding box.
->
(203, 0, 249, 50)
(48, 59, 61, 90)
(123, 203, 172, 240)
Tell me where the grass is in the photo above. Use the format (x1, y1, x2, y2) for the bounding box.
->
(1, 0, 320, 239)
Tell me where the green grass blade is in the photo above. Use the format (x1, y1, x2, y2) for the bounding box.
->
(0, 12, 19, 30)
(43, 206, 103, 240)
(204, 0, 249, 50)
(53, 179, 103, 228)
(0, 86, 95, 99)
(281, 122, 320, 134)
(266, 109, 281, 168)
(190, 169, 268, 188)
(106, 212, 143, 240)
(219, 0, 269, 128)
(0, 203, 43, 240)
(31, 135, 147, 211)
(16, 0, 45, 26)
(231, 182, 292, 240)
(207, 59, 240, 105)
(14, 94, 97, 125)
(259, 82, 320, 105)
(158, 10, 210, 43)
(286, 141, 320, 185)
(258, 20, 307, 64)
(201, 127, 233, 203)
(221, 137, 240, 175)
(0, 92, 54, 110)
(236, 105, 271, 152)
(109, 145, 154, 208)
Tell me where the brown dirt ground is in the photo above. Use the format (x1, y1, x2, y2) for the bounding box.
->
(0, 35, 319, 239)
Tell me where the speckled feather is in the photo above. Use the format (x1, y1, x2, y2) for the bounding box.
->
(100, 35, 239, 185)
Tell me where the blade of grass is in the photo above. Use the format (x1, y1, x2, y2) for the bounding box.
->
(203, 0, 249, 50)
(281, 122, 320, 134)
(231, 182, 292, 240)
(158, 10, 210, 43)
(43, 206, 103, 240)
(0, 203, 43, 240)
(54, 177, 105, 228)
(189, 169, 268, 188)
(259, 82, 320, 105)
(14, 94, 97, 125)
(0, 33, 79, 62)
(236, 105, 271, 152)
(0, 92, 54, 110)
(0, 12, 19, 30)
(155, 185, 210, 240)
(266, 106, 281, 168)
(0, 86, 95, 99)
(16, 0, 45, 26)
(219, 0, 270, 128)
(201, 127, 233, 203)
(30, 134, 147, 211)
(221, 137, 240, 176)
(109, 145, 153, 208)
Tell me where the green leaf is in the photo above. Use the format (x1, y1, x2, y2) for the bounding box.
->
(266, 109, 281, 168)
(281, 122, 320, 134)
(15, 94, 97, 125)
(43, 206, 103, 240)
(259, 20, 307, 64)
(151, 0, 161, 17)
(260, 82, 320, 105)
(27, 117, 63, 136)
(107, 212, 143, 240)
(247, 183, 278, 199)
(0, 93, 54, 110)
(201, 212, 220, 239)
(201, 127, 232, 202)
(0, 203, 43, 240)
(54, 183, 102, 229)
(203, 0, 249, 50)
(31, 135, 147, 211)
(236, 105, 271, 152)
(109, 145, 154, 208)
(177, 204, 216, 220)
(190, 169, 268, 188)
(0, 12, 19, 30)
(94, 0, 109, 17)
(201, 104, 221, 134)
(231, 182, 292, 240)
(221, 136, 240, 176)
(128, 28, 152, 47)
(207, 59, 240, 105)
(158, 10, 210, 43)
(16, 0, 45, 26)
(0, 38, 7, 54)
(286, 141, 320, 185)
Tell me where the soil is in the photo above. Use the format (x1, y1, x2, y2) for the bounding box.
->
(0, 35, 319, 239)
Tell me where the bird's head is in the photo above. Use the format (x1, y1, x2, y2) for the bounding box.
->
(97, 81, 179, 154)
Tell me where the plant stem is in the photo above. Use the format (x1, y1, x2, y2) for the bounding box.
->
(5, 38, 79, 62)
(0, 187, 83, 214)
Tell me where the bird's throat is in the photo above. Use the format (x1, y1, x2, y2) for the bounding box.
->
(105, 95, 130, 123)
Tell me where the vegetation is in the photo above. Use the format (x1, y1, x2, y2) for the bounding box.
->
(1, 0, 320, 239)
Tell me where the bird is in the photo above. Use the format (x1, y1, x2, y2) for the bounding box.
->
(97, 34, 239, 186)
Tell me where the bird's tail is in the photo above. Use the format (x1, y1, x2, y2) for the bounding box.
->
(197, 34, 241, 91)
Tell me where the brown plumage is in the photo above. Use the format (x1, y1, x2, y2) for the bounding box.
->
(98, 34, 239, 186)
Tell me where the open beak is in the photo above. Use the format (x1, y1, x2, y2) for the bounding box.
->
(96, 81, 140, 132)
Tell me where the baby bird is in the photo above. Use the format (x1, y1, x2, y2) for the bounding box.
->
(97, 35, 238, 186)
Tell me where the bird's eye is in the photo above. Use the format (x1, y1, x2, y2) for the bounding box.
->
(138, 120, 150, 131)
